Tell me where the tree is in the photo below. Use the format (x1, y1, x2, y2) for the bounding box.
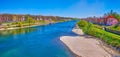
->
(77, 20, 88, 27)
(105, 10, 120, 22)
(25, 14, 30, 22)
(29, 17, 36, 24)
(112, 12, 120, 22)
(110, 10, 113, 15)
(25, 15, 36, 25)
(17, 22, 23, 27)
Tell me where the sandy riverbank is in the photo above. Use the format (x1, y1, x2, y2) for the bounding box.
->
(60, 28, 119, 57)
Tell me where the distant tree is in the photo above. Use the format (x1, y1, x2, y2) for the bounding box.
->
(29, 17, 35, 24)
(110, 10, 113, 15)
(25, 15, 36, 24)
(112, 12, 120, 22)
(25, 14, 30, 22)
(105, 10, 120, 22)
(17, 22, 23, 27)
(72, 18, 78, 20)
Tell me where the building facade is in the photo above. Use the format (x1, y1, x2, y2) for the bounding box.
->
(82, 15, 118, 26)
(0, 14, 69, 23)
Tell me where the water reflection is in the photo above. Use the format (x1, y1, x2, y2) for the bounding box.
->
(0, 28, 37, 38)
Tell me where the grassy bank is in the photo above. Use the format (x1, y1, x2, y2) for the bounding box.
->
(77, 20, 120, 48)
(0, 19, 67, 30)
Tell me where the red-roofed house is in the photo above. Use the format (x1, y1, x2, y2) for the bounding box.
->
(104, 15, 118, 26)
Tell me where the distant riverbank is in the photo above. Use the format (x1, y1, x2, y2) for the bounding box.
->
(0, 21, 64, 31)
(60, 28, 120, 57)
(0, 23, 48, 31)
(0, 19, 68, 31)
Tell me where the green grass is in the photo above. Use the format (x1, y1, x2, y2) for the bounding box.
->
(108, 25, 120, 31)
(77, 20, 120, 48)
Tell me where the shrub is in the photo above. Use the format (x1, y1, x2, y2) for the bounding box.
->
(77, 20, 88, 28)
(17, 22, 23, 27)
(87, 27, 120, 47)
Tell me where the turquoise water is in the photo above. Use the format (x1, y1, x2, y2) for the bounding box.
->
(0, 21, 77, 57)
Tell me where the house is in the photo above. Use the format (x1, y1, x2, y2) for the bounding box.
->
(104, 15, 118, 26)
(83, 17, 99, 24)
(0, 14, 72, 23)
(82, 15, 119, 26)
(97, 18, 104, 25)
(0, 14, 12, 22)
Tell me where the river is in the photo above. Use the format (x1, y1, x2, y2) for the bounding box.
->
(0, 21, 78, 57)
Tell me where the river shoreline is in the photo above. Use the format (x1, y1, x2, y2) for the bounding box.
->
(60, 28, 120, 57)
(0, 21, 67, 31)
(0, 23, 48, 31)
(0, 21, 60, 31)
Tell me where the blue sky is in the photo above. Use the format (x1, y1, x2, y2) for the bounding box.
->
(0, 0, 120, 18)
